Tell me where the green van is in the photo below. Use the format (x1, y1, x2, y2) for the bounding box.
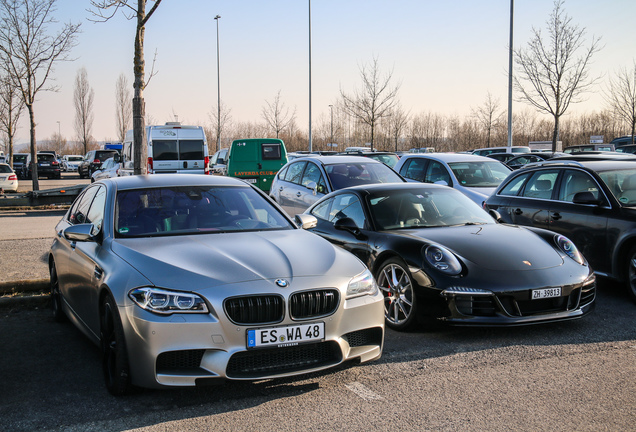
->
(226, 139, 288, 192)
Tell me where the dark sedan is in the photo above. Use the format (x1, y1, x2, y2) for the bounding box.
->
(485, 159, 636, 303)
(303, 183, 596, 329)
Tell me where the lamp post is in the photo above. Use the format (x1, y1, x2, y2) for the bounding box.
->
(214, 14, 221, 153)
(308, 0, 312, 152)
(329, 105, 333, 148)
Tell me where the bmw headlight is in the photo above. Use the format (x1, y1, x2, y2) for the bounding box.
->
(129, 287, 209, 314)
(346, 269, 378, 299)
(424, 245, 463, 275)
(555, 235, 585, 265)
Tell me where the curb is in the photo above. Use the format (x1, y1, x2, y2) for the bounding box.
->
(0, 278, 49, 295)
(0, 279, 50, 309)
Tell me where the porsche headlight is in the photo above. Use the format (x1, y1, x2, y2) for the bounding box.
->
(346, 269, 378, 299)
(555, 235, 585, 265)
(129, 287, 209, 314)
(424, 245, 462, 275)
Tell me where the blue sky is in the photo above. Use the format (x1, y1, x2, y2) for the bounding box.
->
(16, 0, 636, 145)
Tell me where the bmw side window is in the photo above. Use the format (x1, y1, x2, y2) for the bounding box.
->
(283, 162, 306, 184)
(558, 170, 599, 203)
(70, 186, 99, 225)
(499, 172, 531, 196)
(328, 194, 366, 229)
(86, 186, 106, 235)
(311, 198, 332, 221)
(521, 170, 559, 200)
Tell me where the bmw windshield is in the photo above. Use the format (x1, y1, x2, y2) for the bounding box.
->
(115, 185, 293, 237)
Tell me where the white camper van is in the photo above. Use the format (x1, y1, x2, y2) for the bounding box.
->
(119, 123, 209, 176)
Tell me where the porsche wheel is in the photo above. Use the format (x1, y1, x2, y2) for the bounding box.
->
(100, 295, 132, 396)
(626, 246, 636, 304)
(376, 257, 417, 331)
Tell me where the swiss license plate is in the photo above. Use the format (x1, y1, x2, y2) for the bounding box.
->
(244, 178, 257, 184)
(532, 287, 562, 300)
(247, 322, 324, 349)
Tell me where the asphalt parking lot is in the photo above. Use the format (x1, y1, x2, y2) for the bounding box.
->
(0, 177, 635, 431)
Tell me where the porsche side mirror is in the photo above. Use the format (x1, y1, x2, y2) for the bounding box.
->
(334, 217, 367, 240)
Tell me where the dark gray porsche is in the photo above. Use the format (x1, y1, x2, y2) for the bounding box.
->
(303, 183, 596, 330)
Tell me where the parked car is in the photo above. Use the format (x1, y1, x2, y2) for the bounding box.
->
(394, 153, 512, 206)
(61, 155, 84, 172)
(303, 183, 595, 329)
(616, 144, 636, 154)
(505, 152, 567, 170)
(471, 146, 531, 156)
(0, 163, 18, 192)
(484, 159, 636, 303)
(269, 155, 406, 217)
(210, 148, 228, 175)
(549, 152, 636, 162)
(610, 136, 635, 147)
(486, 152, 521, 164)
(226, 138, 288, 192)
(12, 153, 28, 178)
(91, 157, 120, 182)
(78, 149, 119, 179)
(49, 174, 384, 395)
(21, 152, 61, 179)
(563, 144, 615, 153)
(341, 151, 400, 168)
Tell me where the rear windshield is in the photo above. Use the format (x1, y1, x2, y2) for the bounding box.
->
(68, 156, 84, 162)
(262, 143, 282, 160)
(325, 161, 405, 190)
(153, 140, 204, 161)
(13, 155, 27, 163)
(0, 164, 12, 173)
(37, 154, 56, 162)
(95, 151, 117, 162)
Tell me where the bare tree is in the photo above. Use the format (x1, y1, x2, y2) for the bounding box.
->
(73, 67, 95, 154)
(514, 0, 601, 152)
(604, 62, 636, 144)
(0, 74, 24, 168)
(0, 0, 80, 190)
(472, 92, 504, 147)
(209, 100, 232, 149)
(386, 103, 410, 152)
(115, 72, 132, 142)
(89, 0, 162, 175)
(340, 56, 401, 148)
(261, 90, 296, 139)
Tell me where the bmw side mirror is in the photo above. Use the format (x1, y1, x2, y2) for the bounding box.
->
(63, 223, 96, 242)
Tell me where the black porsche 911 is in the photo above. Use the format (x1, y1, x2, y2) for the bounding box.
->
(302, 183, 596, 330)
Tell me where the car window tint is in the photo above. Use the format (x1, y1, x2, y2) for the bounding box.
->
(327, 162, 403, 190)
(301, 163, 327, 193)
(425, 160, 451, 185)
(152, 140, 178, 161)
(400, 158, 427, 182)
(276, 165, 288, 179)
(86, 186, 106, 234)
(328, 194, 366, 229)
(311, 198, 332, 221)
(70, 186, 100, 225)
(0, 165, 10, 173)
(284, 161, 306, 184)
(558, 170, 599, 202)
(179, 140, 204, 160)
(499, 172, 531, 196)
(262, 143, 282, 160)
(521, 170, 559, 199)
(599, 169, 636, 206)
(449, 161, 511, 187)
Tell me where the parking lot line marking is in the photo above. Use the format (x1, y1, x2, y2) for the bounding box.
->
(345, 382, 384, 401)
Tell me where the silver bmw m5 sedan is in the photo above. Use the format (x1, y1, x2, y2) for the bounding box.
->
(49, 174, 384, 395)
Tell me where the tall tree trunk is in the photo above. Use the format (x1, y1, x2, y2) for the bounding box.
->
(552, 115, 560, 153)
(133, 3, 147, 175)
(28, 103, 39, 191)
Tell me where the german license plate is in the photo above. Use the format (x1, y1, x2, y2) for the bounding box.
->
(244, 178, 257, 184)
(41, 163, 50, 166)
(247, 322, 324, 349)
(532, 287, 561, 299)
(0, 176, 6, 181)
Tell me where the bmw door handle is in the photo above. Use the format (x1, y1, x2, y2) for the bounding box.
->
(551, 212, 562, 220)
(514, 208, 523, 215)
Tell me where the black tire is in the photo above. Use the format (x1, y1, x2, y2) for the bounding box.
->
(100, 295, 132, 396)
(375, 257, 418, 331)
(626, 246, 636, 304)
(49, 263, 67, 323)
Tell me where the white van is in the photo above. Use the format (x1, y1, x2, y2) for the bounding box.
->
(119, 122, 209, 176)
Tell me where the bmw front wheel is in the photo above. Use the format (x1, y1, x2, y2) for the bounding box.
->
(100, 295, 132, 395)
(626, 247, 636, 304)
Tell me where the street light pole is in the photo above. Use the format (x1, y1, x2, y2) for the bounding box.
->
(214, 14, 221, 153)
(308, 0, 312, 152)
(329, 105, 333, 148)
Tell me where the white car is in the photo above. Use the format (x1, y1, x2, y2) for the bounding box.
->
(393, 153, 512, 206)
(61, 155, 84, 172)
(91, 157, 120, 183)
(0, 162, 18, 192)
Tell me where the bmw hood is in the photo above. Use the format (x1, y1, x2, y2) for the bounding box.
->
(111, 230, 362, 288)
(406, 224, 565, 271)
